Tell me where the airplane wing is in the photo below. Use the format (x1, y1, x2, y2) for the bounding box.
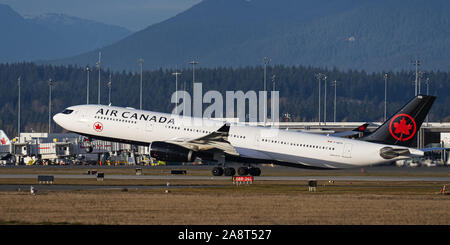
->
(166, 123, 239, 156)
(330, 123, 369, 137)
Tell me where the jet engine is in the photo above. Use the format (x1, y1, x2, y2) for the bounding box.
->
(379, 147, 410, 159)
(150, 141, 197, 162)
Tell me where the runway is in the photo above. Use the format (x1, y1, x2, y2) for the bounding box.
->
(1, 165, 449, 193)
(1, 174, 448, 192)
(0, 173, 449, 182)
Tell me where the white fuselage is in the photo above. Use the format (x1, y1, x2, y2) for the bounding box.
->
(53, 104, 421, 169)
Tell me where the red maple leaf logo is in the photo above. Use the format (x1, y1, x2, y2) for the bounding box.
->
(393, 118, 412, 138)
(93, 122, 103, 132)
(0, 137, 6, 145)
(389, 114, 417, 141)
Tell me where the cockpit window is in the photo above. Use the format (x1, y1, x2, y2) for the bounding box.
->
(62, 109, 74, 114)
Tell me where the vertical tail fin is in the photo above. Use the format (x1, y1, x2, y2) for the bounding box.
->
(361, 95, 435, 147)
(352, 123, 369, 133)
(0, 130, 11, 145)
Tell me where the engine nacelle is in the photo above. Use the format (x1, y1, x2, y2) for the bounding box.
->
(150, 141, 197, 162)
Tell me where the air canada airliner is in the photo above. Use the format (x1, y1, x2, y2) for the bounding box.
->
(53, 95, 436, 176)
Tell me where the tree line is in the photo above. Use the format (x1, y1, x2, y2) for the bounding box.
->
(0, 62, 448, 138)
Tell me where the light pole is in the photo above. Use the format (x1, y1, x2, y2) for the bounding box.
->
(315, 73, 325, 124)
(86, 66, 90, 104)
(107, 73, 112, 105)
(426, 77, 430, 125)
(323, 75, 327, 124)
(17, 76, 21, 137)
(272, 74, 276, 91)
(412, 60, 420, 96)
(97, 52, 102, 104)
(189, 60, 198, 92)
(411, 60, 421, 148)
(332, 80, 337, 123)
(183, 79, 187, 116)
(384, 73, 388, 121)
(263, 57, 271, 126)
(272, 75, 276, 126)
(48, 79, 53, 134)
(418, 71, 424, 95)
(138, 58, 144, 110)
(172, 69, 181, 114)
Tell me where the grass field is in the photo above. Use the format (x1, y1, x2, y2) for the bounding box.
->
(0, 182, 449, 225)
(0, 166, 449, 225)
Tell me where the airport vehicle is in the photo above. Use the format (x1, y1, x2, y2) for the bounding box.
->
(53, 95, 435, 176)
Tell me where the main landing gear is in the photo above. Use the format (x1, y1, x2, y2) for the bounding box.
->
(211, 153, 261, 176)
(212, 166, 261, 177)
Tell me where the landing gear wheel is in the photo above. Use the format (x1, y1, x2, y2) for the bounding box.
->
(255, 168, 261, 176)
(238, 167, 249, 176)
(249, 167, 261, 176)
(212, 167, 224, 176)
(224, 167, 236, 176)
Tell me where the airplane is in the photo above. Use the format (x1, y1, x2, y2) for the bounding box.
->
(53, 95, 435, 176)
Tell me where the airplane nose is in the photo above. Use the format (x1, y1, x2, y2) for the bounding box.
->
(53, 113, 62, 126)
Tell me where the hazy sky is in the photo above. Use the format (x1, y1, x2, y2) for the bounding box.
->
(0, 0, 202, 31)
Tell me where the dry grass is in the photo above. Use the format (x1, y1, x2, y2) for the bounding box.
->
(0, 184, 449, 225)
(1, 166, 449, 225)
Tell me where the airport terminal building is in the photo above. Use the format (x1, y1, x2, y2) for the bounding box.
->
(1, 121, 449, 167)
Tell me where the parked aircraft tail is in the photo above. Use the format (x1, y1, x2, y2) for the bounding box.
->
(0, 130, 11, 145)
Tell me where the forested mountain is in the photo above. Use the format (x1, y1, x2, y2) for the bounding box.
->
(0, 63, 449, 138)
(0, 4, 131, 63)
(49, 0, 450, 72)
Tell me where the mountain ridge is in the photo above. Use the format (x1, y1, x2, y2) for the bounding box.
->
(0, 4, 132, 63)
(47, 0, 449, 72)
